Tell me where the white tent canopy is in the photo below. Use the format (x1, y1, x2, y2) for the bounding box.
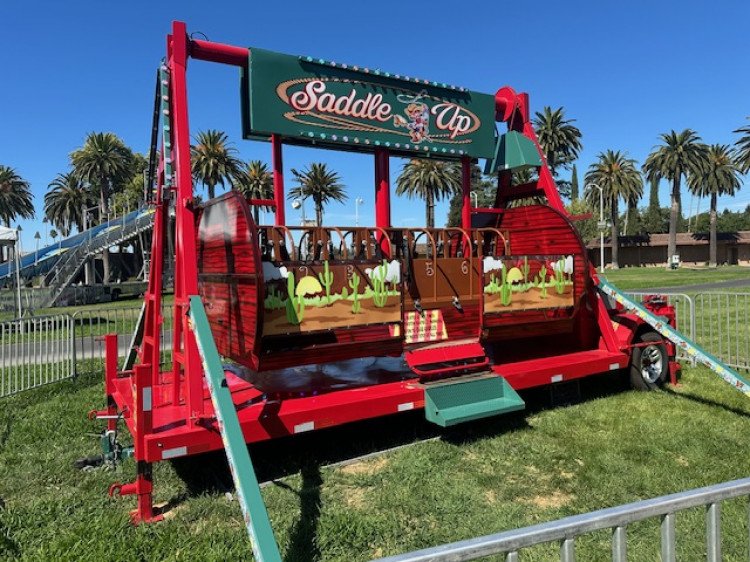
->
(0, 226, 18, 245)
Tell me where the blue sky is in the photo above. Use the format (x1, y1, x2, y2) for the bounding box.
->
(1, 1, 748, 250)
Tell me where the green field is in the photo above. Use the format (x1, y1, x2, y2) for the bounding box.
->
(2, 364, 750, 561)
(602, 265, 750, 291)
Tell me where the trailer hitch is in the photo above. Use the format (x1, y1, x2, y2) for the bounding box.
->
(75, 409, 133, 470)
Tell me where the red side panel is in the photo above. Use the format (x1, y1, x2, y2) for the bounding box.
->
(197, 192, 262, 369)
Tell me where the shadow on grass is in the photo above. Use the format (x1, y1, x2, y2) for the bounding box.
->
(663, 386, 750, 419)
(274, 464, 323, 562)
(172, 370, 632, 491)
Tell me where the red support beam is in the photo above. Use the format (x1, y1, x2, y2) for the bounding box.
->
(461, 156, 472, 229)
(189, 38, 248, 67)
(169, 21, 203, 423)
(374, 149, 391, 257)
(272, 133, 285, 226)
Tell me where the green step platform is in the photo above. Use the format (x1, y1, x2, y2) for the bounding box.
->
(423, 374, 525, 427)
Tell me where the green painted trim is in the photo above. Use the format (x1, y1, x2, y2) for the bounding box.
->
(188, 296, 282, 562)
(424, 376, 525, 427)
(485, 131, 542, 174)
(597, 278, 750, 396)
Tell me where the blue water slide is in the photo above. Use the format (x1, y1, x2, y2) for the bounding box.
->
(0, 208, 152, 282)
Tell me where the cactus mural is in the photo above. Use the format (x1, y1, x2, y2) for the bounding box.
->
(263, 259, 402, 334)
(483, 255, 573, 313)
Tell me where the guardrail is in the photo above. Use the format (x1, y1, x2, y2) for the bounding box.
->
(375, 476, 750, 562)
(0, 314, 75, 397)
(71, 304, 172, 375)
(694, 292, 750, 372)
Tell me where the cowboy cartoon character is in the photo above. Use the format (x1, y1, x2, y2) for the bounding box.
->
(395, 102, 430, 143)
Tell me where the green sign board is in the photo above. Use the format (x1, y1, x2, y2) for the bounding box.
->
(242, 48, 497, 160)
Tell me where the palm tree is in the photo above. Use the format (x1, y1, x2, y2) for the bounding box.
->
(396, 159, 461, 228)
(0, 166, 34, 227)
(234, 160, 274, 223)
(687, 144, 742, 267)
(643, 129, 708, 269)
(288, 163, 347, 226)
(734, 119, 750, 174)
(45, 173, 92, 236)
(532, 106, 583, 178)
(585, 150, 643, 269)
(71, 132, 134, 283)
(190, 130, 241, 200)
(0, 166, 34, 263)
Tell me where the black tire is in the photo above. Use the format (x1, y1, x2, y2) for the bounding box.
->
(630, 331, 668, 390)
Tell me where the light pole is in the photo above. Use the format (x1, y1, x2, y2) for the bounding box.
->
(355, 197, 364, 226)
(588, 183, 605, 273)
(291, 198, 306, 226)
(34, 231, 41, 267)
(470, 191, 479, 209)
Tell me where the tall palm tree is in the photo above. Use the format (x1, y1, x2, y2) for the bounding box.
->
(734, 119, 750, 174)
(532, 106, 583, 178)
(688, 144, 742, 267)
(396, 159, 461, 228)
(0, 166, 34, 227)
(0, 166, 34, 263)
(642, 129, 708, 269)
(71, 132, 134, 283)
(585, 150, 643, 269)
(45, 172, 92, 236)
(288, 163, 347, 226)
(234, 160, 274, 223)
(190, 130, 241, 200)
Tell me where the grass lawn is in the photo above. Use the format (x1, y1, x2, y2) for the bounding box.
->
(2, 364, 750, 561)
(602, 265, 750, 291)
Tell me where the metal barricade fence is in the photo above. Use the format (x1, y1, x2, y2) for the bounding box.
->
(0, 314, 75, 397)
(694, 292, 750, 371)
(71, 303, 172, 375)
(376, 476, 750, 562)
(624, 292, 695, 363)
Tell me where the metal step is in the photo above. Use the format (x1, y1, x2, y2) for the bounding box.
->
(406, 340, 489, 379)
(423, 373, 525, 427)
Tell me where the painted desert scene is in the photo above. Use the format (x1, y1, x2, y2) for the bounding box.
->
(483, 255, 574, 313)
(262, 259, 402, 335)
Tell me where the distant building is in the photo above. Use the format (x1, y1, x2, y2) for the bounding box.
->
(587, 232, 750, 267)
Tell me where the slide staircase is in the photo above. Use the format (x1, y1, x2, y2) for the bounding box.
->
(597, 277, 750, 396)
(43, 209, 155, 307)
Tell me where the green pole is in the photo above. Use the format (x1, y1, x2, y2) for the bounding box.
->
(597, 277, 750, 396)
(188, 296, 282, 562)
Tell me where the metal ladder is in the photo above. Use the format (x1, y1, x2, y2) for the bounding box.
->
(42, 210, 155, 307)
(597, 276, 750, 395)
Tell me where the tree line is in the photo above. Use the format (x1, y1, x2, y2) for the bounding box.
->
(1, 113, 749, 276)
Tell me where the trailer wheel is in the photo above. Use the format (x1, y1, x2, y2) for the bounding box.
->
(630, 332, 668, 390)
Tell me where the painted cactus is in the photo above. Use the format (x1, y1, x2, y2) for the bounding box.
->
(554, 258, 566, 295)
(371, 260, 389, 308)
(349, 272, 362, 314)
(317, 260, 334, 305)
(539, 265, 548, 298)
(284, 272, 305, 325)
(500, 264, 512, 306)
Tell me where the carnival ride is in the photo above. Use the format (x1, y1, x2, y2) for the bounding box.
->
(87, 21, 750, 560)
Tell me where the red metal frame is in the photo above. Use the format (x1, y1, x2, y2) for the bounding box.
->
(102, 21, 678, 523)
